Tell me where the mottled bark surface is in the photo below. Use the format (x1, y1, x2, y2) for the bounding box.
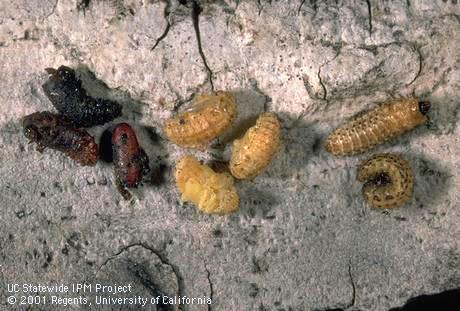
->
(1, 1, 459, 310)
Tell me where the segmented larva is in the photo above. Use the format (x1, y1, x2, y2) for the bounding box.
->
(325, 98, 430, 156)
(357, 153, 414, 209)
(229, 112, 281, 180)
(163, 91, 237, 149)
(175, 155, 239, 215)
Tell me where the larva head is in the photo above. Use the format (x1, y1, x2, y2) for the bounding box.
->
(406, 98, 430, 116)
(357, 153, 413, 209)
(418, 101, 430, 115)
(367, 172, 392, 187)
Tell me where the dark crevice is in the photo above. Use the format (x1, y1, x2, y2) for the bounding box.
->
(257, 0, 263, 15)
(314, 47, 341, 101)
(45, 0, 59, 19)
(191, 0, 215, 91)
(256, 0, 272, 16)
(314, 263, 356, 311)
(77, 0, 91, 12)
(345, 264, 356, 308)
(407, 44, 423, 86)
(297, 0, 306, 15)
(317, 67, 327, 100)
(365, 0, 372, 36)
(389, 288, 460, 310)
(173, 92, 195, 112)
(429, 67, 452, 96)
(151, 1, 172, 51)
(127, 260, 172, 311)
(204, 265, 214, 311)
(97, 242, 185, 310)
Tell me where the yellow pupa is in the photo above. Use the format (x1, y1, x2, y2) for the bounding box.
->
(164, 91, 237, 149)
(175, 155, 239, 215)
(229, 112, 281, 180)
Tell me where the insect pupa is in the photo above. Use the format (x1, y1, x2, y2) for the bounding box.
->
(325, 98, 430, 156)
(163, 91, 237, 149)
(229, 112, 281, 180)
(111, 123, 150, 199)
(174, 155, 239, 215)
(357, 153, 414, 209)
(42, 66, 122, 127)
(22, 111, 98, 166)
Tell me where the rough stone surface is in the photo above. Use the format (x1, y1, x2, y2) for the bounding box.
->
(1, 1, 459, 310)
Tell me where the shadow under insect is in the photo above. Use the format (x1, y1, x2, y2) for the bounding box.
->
(266, 110, 321, 181)
(216, 89, 267, 147)
(409, 154, 452, 209)
(42, 65, 122, 127)
(237, 183, 279, 219)
(72, 65, 171, 198)
(74, 64, 146, 123)
(213, 90, 320, 182)
(139, 126, 171, 188)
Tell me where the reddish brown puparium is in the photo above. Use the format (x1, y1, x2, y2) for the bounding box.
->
(112, 123, 150, 192)
(22, 111, 98, 166)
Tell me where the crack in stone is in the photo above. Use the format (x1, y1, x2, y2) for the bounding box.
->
(314, 263, 356, 311)
(151, 1, 172, 51)
(297, 0, 307, 15)
(166, 79, 208, 112)
(298, 0, 318, 17)
(45, 0, 59, 20)
(173, 93, 195, 112)
(314, 47, 341, 101)
(126, 259, 172, 311)
(428, 67, 452, 96)
(345, 263, 356, 309)
(191, 0, 215, 91)
(365, 0, 372, 37)
(257, 0, 263, 16)
(317, 66, 327, 101)
(204, 265, 214, 311)
(439, 13, 460, 24)
(407, 44, 423, 86)
(96, 242, 185, 309)
(77, 0, 91, 13)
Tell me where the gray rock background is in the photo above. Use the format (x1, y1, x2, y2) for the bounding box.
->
(0, 0, 459, 310)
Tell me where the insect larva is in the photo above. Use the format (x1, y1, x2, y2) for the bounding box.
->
(112, 123, 150, 199)
(22, 111, 98, 166)
(163, 91, 237, 149)
(357, 153, 413, 209)
(42, 66, 122, 127)
(229, 112, 281, 180)
(174, 155, 239, 215)
(325, 98, 430, 156)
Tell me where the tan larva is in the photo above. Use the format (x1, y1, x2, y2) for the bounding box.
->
(164, 91, 237, 149)
(325, 98, 430, 156)
(357, 153, 414, 209)
(229, 112, 281, 180)
(175, 155, 239, 215)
